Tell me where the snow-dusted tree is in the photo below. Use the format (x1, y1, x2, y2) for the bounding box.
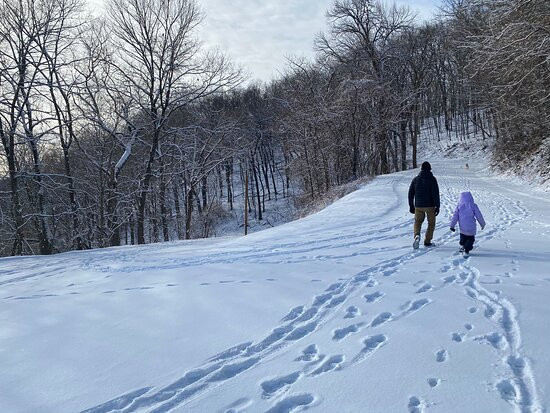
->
(451, 0, 550, 167)
(106, 0, 241, 244)
(315, 0, 413, 175)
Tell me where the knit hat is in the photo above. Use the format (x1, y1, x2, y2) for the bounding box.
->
(421, 161, 431, 171)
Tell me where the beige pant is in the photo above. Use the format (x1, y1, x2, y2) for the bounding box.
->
(414, 207, 436, 244)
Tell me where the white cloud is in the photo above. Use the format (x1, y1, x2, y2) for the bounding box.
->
(198, 0, 442, 83)
(197, 0, 334, 83)
(89, 0, 442, 83)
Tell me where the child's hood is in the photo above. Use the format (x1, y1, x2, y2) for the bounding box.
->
(459, 191, 475, 205)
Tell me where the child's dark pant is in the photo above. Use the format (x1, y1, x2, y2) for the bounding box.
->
(460, 233, 475, 252)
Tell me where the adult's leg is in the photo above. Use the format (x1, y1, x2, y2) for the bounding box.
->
(414, 208, 426, 238)
(424, 207, 436, 244)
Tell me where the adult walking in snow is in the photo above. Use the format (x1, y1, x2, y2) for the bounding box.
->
(408, 161, 440, 249)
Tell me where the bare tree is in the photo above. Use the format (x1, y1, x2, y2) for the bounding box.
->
(106, 0, 242, 244)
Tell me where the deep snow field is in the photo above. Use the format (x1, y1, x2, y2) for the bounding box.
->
(1, 150, 549, 413)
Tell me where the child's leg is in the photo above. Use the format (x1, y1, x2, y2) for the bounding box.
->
(464, 235, 475, 252)
(459, 233, 466, 246)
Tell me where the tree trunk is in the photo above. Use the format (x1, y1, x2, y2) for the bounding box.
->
(0, 127, 25, 255)
(185, 187, 194, 240)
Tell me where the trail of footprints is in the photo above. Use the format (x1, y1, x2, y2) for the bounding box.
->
(250, 282, 436, 412)
(86, 205, 510, 413)
(437, 207, 542, 413)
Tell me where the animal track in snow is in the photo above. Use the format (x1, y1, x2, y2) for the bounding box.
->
(363, 291, 385, 303)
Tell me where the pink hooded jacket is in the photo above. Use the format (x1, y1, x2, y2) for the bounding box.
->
(450, 192, 486, 236)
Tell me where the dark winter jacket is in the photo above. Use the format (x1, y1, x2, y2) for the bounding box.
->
(408, 170, 440, 209)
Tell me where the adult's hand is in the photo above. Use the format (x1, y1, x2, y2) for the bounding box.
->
(409, 206, 415, 214)
(434, 206, 440, 216)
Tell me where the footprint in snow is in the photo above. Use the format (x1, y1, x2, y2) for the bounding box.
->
(309, 355, 344, 377)
(363, 291, 385, 303)
(265, 393, 315, 413)
(260, 372, 302, 399)
(451, 332, 464, 342)
(370, 312, 393, 327)
(474, 332, 506, 350)
(332, 322, 366, 341)
(408, 396, 425, 413)
(427, 378, 440, 388)
(223, 397, 253, 413)
(325, 282, 342, 292)
(295, 344, 319, 362)
(208, 357, 260, 382)
(352, 334, 387, 365)
(435, 349, 448, 362)
(415, 284, 433, 294)
(497, 379, 518, 403)
(344, 306, 360, 319)
(282, 306, 304, 322)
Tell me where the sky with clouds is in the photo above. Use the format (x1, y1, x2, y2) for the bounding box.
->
(89, 0, 443, 83)
(197, 0, 443, 83)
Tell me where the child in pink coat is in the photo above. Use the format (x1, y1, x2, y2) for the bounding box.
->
(450, 191, 486, 256)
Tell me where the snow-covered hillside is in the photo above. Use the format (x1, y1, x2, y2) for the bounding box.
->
(1, 153, 549, 413)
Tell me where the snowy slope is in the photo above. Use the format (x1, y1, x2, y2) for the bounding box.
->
(1, 155, 549, 413)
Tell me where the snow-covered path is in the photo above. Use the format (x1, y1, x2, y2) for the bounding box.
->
(1, 157, 549, 413)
